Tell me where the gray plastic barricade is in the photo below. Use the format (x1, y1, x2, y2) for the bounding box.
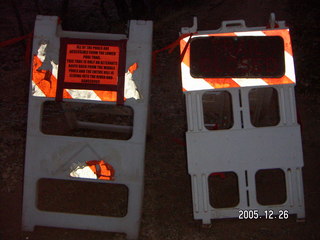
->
(180, 15, 305, 224)
(22, 15, 152, 240)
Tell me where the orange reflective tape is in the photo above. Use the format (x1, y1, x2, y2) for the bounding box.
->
(32, 55, 71, 98)
(262, 29, 292, 56)
(86, 160, 115, 180)
(180, 38, 190, 67)
(262, 75, 295, 85)
(180, 34, 193, 63)
(93, 90, 118, 102)
(204, 78, 240, 88)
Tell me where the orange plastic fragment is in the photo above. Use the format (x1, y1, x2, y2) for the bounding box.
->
(128, 62, 138, 74)
(86, 160, 115, 180)
(32, 55, 71, 98)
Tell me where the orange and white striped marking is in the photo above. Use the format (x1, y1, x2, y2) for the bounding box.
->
(32, 43, 138, 102)
(180, 29, 295, 91)
(32, 57, 117, 101)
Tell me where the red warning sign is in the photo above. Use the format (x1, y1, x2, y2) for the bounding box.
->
(64, 44, 120, 85)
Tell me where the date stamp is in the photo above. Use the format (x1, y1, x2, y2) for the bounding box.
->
(238, 209, 289, 220)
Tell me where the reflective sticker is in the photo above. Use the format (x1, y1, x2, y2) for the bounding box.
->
(64, 44, 120, 85)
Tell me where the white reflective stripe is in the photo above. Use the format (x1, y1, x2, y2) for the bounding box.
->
(191, 34, 209, 38)
(70, 166, 97, 179)
(124, 72, 141, 100)
(232, 78, 268, 87)
(182, 36, 190, 42)
(32, 82, 46, 97)
(181, 63, 213, 91)
(51, 61, 58, 79)
(284, 51, 296, 83)
(37, 43, 47, 62)
(235, 31, 266, 36)
(182, 34, 209, 43)
(33, 48, 46, 97)
(66, 89, 101, 101)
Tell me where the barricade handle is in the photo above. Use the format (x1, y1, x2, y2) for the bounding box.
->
(181, 16, 198, 34)
(221, 20, 246, 31)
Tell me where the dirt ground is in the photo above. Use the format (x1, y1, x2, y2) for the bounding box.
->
(0, 0, 319, 239)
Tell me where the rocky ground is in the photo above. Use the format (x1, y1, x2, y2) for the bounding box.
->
(0, 0, 319, 239)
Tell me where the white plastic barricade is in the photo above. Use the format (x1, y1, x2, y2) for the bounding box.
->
(22, 15, 152, 239)
(180, 14, 305, 224)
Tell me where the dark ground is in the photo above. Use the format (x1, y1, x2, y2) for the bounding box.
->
(0, 0, 320, 239)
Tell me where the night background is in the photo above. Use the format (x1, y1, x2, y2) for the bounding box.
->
(0, 0, 319, 239)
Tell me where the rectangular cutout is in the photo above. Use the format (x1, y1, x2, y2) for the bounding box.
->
(249, 87, 280, 127)
(240, 111, 244, 128)
(245, 170, 248, 187)
(208, 172, 239, 208)
(37, 178, 128, 217)
(202, 91, 233, 130)
(255, 168, 287, 205)
(238, 89, 242, 107)
(190, 36, 285, 78)
(41, 101, 133, 140)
